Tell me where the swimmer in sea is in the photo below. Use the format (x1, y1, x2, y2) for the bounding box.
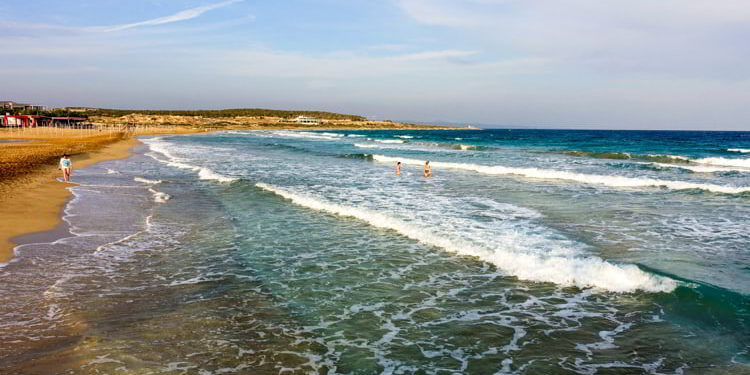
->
(424, 161, 432, 177)
(396, 161, 402, 176)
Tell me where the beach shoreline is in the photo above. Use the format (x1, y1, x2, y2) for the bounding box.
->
(0, 125, 455, 264)
(0, 137, 141, 263)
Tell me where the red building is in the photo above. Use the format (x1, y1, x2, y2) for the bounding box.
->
(1, 115, 88, 128)
(2, 115, 51, 127)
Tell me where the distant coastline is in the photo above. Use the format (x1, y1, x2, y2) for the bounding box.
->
(86, 108, 465, 130)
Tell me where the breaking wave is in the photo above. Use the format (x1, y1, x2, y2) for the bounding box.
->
(144, 138, 238, 183)
(564, 151, 690, 164)
(255, 183, 677, 293)
(148, 188, 171, 203)
(134, 177, 163, 185)
(693, 157, 750, 169)
(270, 131, 342, 141)
(353, 143, 380, 149)
(646, 163, 748, 173)
(373, 155, 750, 194)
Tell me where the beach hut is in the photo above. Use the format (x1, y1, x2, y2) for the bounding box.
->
(50, 117, 89, 128)
(2, 115, 51, 127)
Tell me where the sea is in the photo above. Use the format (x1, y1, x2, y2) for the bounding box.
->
(1, 129, 749, 374)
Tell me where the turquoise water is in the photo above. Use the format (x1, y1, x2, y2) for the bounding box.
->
(1, 129, 749, 374)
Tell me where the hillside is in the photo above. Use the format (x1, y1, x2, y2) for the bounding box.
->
(88, 112, 455, 130)
(87, 108, 367, 121)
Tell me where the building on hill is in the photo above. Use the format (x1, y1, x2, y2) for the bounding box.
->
(64, 107, 98, 112)
(294, 116, 321, 125)
(1, 101, 45, 110)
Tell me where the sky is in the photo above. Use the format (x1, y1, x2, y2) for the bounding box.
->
(1, 0, 749, 130)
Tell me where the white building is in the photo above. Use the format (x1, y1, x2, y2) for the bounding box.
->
(294, 116, 320, 125)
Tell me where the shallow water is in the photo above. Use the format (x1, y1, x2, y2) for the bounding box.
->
(1, 130, 748, 374)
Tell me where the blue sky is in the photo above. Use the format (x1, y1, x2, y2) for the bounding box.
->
(1, 0, 749, 129)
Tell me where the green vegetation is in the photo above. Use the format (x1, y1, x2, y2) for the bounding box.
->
(3, 108, 90, 118)
(88, 108, 367, 121)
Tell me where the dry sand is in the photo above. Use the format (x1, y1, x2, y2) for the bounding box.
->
(0, 137, 140, 262)
(0, 125, 211, 263)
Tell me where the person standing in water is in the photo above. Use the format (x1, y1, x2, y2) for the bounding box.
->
(396, 161, 402, 176)
(423, 161, 432, 177)
(59, 154, 72, 182)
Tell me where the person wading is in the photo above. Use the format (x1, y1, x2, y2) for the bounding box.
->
(59, 154, 73, 182)
(423, 161, 432, 177)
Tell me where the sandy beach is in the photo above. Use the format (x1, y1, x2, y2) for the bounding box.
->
(0, 124, 447, 264)
(0, 137, 139, 263)
(0, 126, 204, 263)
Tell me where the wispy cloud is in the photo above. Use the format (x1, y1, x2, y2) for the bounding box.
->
(390, 50, 478, 61)
(92, 0, 244, 32)
(0, 0, 244, 33)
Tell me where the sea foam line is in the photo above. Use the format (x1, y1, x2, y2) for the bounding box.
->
(354, 143, 380, 149)
(271, 131, 341, 141)
(693, 157, 750, 169)
(255, 183, 677, 293)
(144, 138, 238, 183)
(727, 148, 750, 153)
(646, 162, 748, 173)
(134, 177, 163, 185)
(373, 155, 750, 194)
(148, 188, 171, 203)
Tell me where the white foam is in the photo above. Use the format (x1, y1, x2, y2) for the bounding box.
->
(255, 183, 677, 293)
(375, 139, 406, 144)
(647, 162, 747, 173)
(373, 155, 750, 194)
(354, 143, 380, 149)
(396, 135, 414, 139)
(106, 168, 119, 174)
(271, 131, 341, 141)
(320, 132, 346, 138)
(134, 177, 163, 185)
(648, 154, 689, 162)
(693, 156, 750, 169)
(148, 188, 171, 203)
(197, 168, 237, 183)
(728, 148, 750, 153)
(144, 138, 238, 183)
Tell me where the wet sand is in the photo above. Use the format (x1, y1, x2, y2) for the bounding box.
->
(0, 138, 140, 263)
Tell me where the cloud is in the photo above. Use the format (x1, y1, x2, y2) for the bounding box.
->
(390, 50, 478, 61)
(0, 0, 244, 34)
(92, 0, 244, 32)
(395, 0, 750, 80)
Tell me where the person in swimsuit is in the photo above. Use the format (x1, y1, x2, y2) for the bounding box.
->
(424, 161, 432, 177)
(396, 161, 402, 176)
(59, 154, 72, 182)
